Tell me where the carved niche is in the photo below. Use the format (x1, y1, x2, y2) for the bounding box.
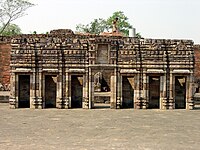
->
(96, 44, 109, 64)
(94, 72, 102, 92)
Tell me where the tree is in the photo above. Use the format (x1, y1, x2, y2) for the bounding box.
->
(136, 33, 142, 39)
(76, 18, 108, 35)
(0, 0, 34, 35)
(0, 23, 21, 35)
(76, 11, 140, 37)
(106, 11, 132, 36)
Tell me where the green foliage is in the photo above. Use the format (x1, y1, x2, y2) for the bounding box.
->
(76, 18, 108, 34)
(76, 11, 139, 37)
(106, 11, 132, 36)
(0, 0, 34, 35)
(136, 33, 142, 39)
(0, 23, 21, 36)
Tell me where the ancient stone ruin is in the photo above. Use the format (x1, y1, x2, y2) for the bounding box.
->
(7, 29, 195, 109)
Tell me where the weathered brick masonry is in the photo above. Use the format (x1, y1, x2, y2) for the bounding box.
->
(8, 29, 195, 109)
(0, 37, 11, 91)
(194, 45, 200, 92)
(194, 45, 200, 80)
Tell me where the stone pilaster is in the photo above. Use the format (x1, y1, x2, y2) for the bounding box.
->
(57, 72, 63, 108)
(116, 69, 121, 109)
(68, 74, 72, 108)
(31, 71, 36, 108)
(169, 73, 174, 109)
(142, 73, 147, 109)
(110, 68, 117, 109)
(187, 74, 194, 110)
(160, 75, 164, 109)
(135, 74, 142, 109)
(37, 72, 43, 108)
(9, 72, 16, 109)
(83, 69, 89, 109)
(162, 75, 168, 109)
(32, 71, 43, 109)
(64, 70, 69, 109)
(88, 68, 93, 109)
(117, 73, 122, 109)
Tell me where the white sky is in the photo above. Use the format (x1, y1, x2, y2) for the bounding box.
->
(14, 0, 200, 44)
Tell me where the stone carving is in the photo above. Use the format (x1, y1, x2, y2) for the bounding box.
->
(0, 83, 10, 91)
(94, 72, 102, 92)
(112, 17, 119, 33)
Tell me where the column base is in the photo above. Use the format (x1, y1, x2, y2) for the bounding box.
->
(9, 97, 16, 109)
(162, 97, 174, 109)
(187, 98, 194, 110)
(63, 97, 69, 109)
(116, 97, 121, 109)
(110, 102, 116, 109)
(32, 97, 43, 109)
(83, 97, 89, 109)
(135, 97, 143, 109)
(141, 99, 147, 109)
(168, 98, 174, 109)
(56, 97, 63, 109)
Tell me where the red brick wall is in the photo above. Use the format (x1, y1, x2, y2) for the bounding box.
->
(0, 43, 11, 87)
(194, 45, 200, 81)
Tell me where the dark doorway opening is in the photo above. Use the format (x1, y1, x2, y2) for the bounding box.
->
(71, 75, 83, 108)
(122, 76, 134, 108)
(18, 75, 30, 108)
(45, 75, 57, 108)
(149, 76, 160, 109)
(175, 76, 186, 109)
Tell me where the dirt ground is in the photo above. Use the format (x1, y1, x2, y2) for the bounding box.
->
(0, 103, 200, 150)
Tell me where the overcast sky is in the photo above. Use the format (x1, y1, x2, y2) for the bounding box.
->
(14, 0, 200, 44)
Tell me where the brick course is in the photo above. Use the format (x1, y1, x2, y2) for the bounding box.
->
(0, 43, 11, 90)
(194, 45, 200, 81)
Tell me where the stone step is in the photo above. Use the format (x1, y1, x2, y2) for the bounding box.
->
(0, 96, 9, 103)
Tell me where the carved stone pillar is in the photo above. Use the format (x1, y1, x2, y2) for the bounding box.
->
(9, 72, 16, 109)
(88, 68, 93, 109)
(57, 72, 63, 109)
(64, 70, 69, 109)
(117, 73, 122, 109)
(31, 70, 37, 108)
(169, 73, 174, 109)
(116, 69, 121, 109)
(111, 68, 117, 109)
(37, 72, 43, 108)
(83, 68, 89, 109)
(162, 75, 168, 109)
(142, 73, 147, 109)
(187, 74, 194, 110)
(135, 74, 142, 109)
(160, 75, 163, 109)
(32, 71, 42, 109)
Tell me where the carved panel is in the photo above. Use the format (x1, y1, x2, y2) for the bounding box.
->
(96, 44, 108, 64)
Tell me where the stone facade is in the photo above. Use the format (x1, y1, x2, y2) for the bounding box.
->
(9, 29, 194, 109)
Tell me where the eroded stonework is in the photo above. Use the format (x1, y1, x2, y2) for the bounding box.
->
(9, 29, 195, 109)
